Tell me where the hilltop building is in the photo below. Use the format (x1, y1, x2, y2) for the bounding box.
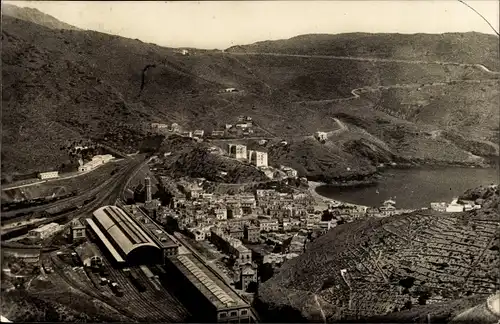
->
(193, 130, 205, 137)
(79, 154, 114, 172)
(314, 131, 328, 142)
(38, 171, 59, 180)
(247, 150, 268, 167)
(228, 144, 247, 160)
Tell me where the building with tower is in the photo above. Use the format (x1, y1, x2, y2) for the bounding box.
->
(145, 176, 152, 203)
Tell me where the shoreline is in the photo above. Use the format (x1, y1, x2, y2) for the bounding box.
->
(307, 181, 368, 210)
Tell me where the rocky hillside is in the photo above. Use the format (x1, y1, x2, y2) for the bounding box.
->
(1, 4, 81, 31)
(157, 136, 269, 184)
(2, 6, 499, 184)
(227, 32, 500, 70)
(255, 186, 500, 322)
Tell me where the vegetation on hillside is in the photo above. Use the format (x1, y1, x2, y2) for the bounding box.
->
(2, 7, 499, 184)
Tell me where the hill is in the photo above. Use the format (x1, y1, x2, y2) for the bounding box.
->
(2, 11, 499, 184)
(157, 136, 269, 183)
(227, 32, 500, 70)
(1, 4, 81, 31)
(255, 186, 500, 322)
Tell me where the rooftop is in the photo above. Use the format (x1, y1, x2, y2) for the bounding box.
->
(170, 252, 249, 310)
(92, 206, 159, 257)
(128, 206, 179, 249)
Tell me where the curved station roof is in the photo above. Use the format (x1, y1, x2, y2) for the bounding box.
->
(86, 205, 160, 263)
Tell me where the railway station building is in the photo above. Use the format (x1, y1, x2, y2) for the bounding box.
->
(85, 206, 164, 265)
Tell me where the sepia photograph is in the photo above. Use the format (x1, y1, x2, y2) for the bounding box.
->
(1, 1, 499, 323)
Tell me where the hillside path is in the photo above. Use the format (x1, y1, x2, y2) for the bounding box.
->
(228, 52, 499, 73)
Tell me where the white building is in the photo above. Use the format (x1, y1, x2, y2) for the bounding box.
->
(38, 171, 59, 180)
(446, 198, 464, 213)
(28, 223, 62, 240)
(79, 155, 114, 173)
(211, 130, 225, 137)
(280, 166, 298, 178)
(213, 207, 228, 220)
(181, 131, 193, 138)
(228, 144, 247, 160)
(247, 150, 268, 167)
(171, 123, 182, 133)
(258, 219, 279, 232)
(315, 131, 328, 142)
(224, 88, 237, 93)
(430, 202, 447, 212)
(193, 130, 205, 137)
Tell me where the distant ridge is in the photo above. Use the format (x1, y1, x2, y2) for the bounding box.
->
(227, 32, 500, 70)
(2, 3, 81, 31)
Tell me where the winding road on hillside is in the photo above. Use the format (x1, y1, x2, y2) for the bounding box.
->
(228, 52, 499, 105)
(228, 52, 500, 74)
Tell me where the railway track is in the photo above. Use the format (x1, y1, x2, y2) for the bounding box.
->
(48, 253, 136, 321)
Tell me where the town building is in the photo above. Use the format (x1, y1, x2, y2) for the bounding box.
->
(211, 130, 225, 137)
(228, 207, 243, 219)
(187, 228, 206, 241)
(430, 202, 447, 212)
(228, 144, 247, 160)
(151, 123, 169, 129)
(209, 228, 252, 264)
(212, 207, 228, 220)
(38, 171, 59, 180)
(171, 123, 182, 133)
(279, 166, 298, 178)
(247, 150, 268, 167)
(446, 198, 465, 213)
(194, 130, 205, 137)
(28, 223, 62, 241)
(233, 260, 258, 292)
(224, 88, 237, 93)
(258, 219, 279, 232)
(229, 226, 245, 240)
(71, 218, 86, 242)
(181, 131, 193, 138)
(79, 154, 114, 172)
(243, 224, 260, 243)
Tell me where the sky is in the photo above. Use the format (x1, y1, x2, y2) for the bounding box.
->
(5, 1, 500, 49)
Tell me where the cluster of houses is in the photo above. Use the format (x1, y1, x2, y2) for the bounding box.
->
(37, 154, 114, 180)
(430, 197, 482, 213)
(150, 116, 257, 139)
(365, 199, 415, 218)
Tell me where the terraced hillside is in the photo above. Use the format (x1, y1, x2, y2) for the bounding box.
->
(256, 186, 500, 322)
(2, 6, 499, 184)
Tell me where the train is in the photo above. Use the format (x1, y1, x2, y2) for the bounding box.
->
(1, 191, 78, 212)
(124, 268, 147, 292)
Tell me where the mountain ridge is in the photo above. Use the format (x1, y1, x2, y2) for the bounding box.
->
(1, 3, 81, 31)
(2, 8, 499, 186)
